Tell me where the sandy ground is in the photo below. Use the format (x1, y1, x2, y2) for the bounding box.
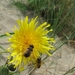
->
(0, 0, 75, 75)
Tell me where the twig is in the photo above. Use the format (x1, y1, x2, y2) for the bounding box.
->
(28, 67, 35, 75)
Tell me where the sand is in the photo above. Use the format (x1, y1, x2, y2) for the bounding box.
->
(0, 0, 75, 75)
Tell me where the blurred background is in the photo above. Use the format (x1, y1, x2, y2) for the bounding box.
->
(0, 0, 75, 75)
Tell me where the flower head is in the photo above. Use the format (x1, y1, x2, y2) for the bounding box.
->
(8, 16, 55, 71)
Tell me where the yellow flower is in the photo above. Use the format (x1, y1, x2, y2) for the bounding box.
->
(8, 16, 55, 71)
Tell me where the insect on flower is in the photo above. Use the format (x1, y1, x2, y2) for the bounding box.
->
(7, 64, 16, 71)
(7, 16, 55, 71)
(36, 57, 41, 68)
(6, 57, 16, 71)
(24, 45, 34, 57)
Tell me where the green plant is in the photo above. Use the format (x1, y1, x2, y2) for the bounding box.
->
(27, 0, 75, 37)
(0, 0, 75, 75)
(13, 0, 75, 40)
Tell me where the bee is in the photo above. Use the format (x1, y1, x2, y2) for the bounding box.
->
(36, 57, 41, 68)
(7, 64, 16, 71)
(6, 56, 16, 71)
(24, 45, 34, 57)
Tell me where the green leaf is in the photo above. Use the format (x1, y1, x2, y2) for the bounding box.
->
(0, 46, 6, 51)
(0, 65, 9, 75)
(9, 71, 20, 75)
(14, 72, 20, 75)
(0, 32, 14, 38)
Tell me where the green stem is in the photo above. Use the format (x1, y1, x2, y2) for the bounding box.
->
(0, 51, 10, 54)
(63, 67, 75, 75)
(0, 32, 14, 38)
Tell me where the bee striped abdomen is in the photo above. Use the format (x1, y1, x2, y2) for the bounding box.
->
(24, 45, 34, 57)
(37, 57, 41, 68)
